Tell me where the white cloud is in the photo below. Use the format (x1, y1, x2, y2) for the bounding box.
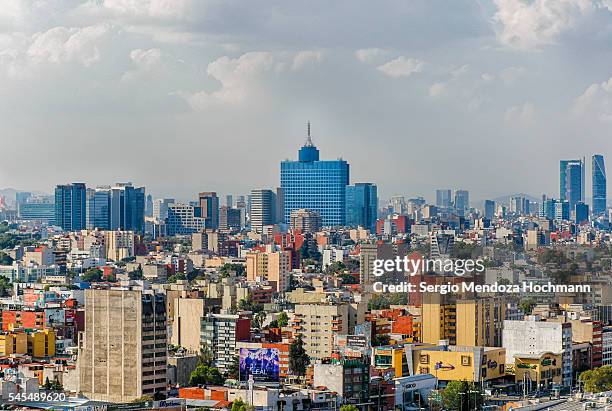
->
(377, 56, 424, 78)
(355, 48, 384, 63)
(429, 82, 446, 97)
(182, 51, 276, 110)
(130, 48, 161, 69)
(291, 50, 324, 70)
(499, 66, 526, 84)
(505, 101, 536, 125)
(492, 0, 594, 49)
(99, 0, 193, 19)
(572, 77, 612, 121)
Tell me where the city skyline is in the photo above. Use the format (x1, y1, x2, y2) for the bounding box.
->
(1, 1, 612, 200)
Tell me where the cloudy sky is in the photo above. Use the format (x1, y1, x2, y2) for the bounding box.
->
(1, 0, 611, 203)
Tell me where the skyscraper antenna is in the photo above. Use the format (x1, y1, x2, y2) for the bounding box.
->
(305, 121, 314, 146)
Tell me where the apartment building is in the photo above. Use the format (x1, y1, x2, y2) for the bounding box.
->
(422, 294, 505, 347)
(292, 304, 350, 361)
(78, 288, 168, 402)
(200, 313, 251, 375)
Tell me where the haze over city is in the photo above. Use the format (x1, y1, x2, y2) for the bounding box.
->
(1, 0, 612, 201)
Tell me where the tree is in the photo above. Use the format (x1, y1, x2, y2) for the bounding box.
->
(168, 273, 187, 283)
(81, 268, 102, 282)
(0, 252, 13, 265)
(128, 266, 143, 280)
(277, 312, 289, 327)
(189, 364, 224, 386)
(199, 343, 214, 367)
(339, 406, 359, 411)
(441, 380, 483, 411)
(131, 395, 153, 404)
(519, 298, 535, 315)
(580, 366, 612, 393)
(238, 295, 263, 313)
(227, 355, 240, 380)
(220, 263, 246, 277)
(231, 398, 254, 411)
(288, 335, 310, 376)
(0, 276, 11, 297)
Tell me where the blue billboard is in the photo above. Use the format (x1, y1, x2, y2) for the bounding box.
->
(239, 348, 280, 382)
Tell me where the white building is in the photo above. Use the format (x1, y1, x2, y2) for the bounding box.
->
(503, 318, 573, 386)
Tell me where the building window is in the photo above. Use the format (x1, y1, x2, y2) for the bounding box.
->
(420, 354, 430, 364)
(461, 356, 471, 366)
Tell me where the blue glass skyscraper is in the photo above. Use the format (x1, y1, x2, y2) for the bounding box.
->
(592, 154, 607, 216)
(346, 183, 378, 231)
(560, 159, 584, 209)
(85, 183, 145, 232)
(281, 127, 349, 227)
(55, 183, 87, 231)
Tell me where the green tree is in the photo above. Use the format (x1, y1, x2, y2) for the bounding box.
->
(189, 364, 224, 386)
(441, 380, 483, 411)
(288, 335, 310, 376)
(0, 276, 11, 297)
(519, 298, 535, 314)
(81, 268, 103, 282)
(220, 263, 246, 277)
(168, 272, 187, 283)
(231, 398, 254, 411)
(131, 395, 153, 404)
(0, 252, 13, 265)
(579, 366, 612, 393)
(277, 312, 289, 327)
(199, 343, 214, 367)
(339, 406, 359, 411)
(238, 295, 263, 313)
(129, 265, 143, 280)
(227, 355, 240, 379)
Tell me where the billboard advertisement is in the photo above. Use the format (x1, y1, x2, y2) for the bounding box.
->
(239, 348, 280, 382)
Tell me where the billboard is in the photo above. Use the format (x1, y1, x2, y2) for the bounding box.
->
(239, 348, 280, 382)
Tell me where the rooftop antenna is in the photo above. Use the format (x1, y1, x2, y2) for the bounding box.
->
(305, 121, 314, 146)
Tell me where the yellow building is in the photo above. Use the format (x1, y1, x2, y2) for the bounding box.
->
(246, 250, 290, 292)
(372, 346, 410, 378)
(28, 329, 55, 358)
(510, 352, 562, 390)
(405, 343, 506, 383)
(422, 294, 505, 347)
(0, 332, 27, 355)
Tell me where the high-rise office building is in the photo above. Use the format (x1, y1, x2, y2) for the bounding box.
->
(153, 198, 174, 221)
(510, 196, 530, 215)
(225, 194, 233, 208)
(575, 202, 589, 224)
(435, 189, 452, 208)
(280, 126, 349, 226)
(539, 196, 557, 220)
(560, 159, 585, 209)
(86, 188, 111, 230)
(86, 183, 145, 232)
(198, 192, 219, 230)
(346, 183, 378, 231)
(55, 183, 87, 231)
(592, 154, 607, 216)
(18, 199, 55, 224)
(483, 200, 495, 220)
(454, 189, 469, 216)
(78, 288, 168, 402)
(145, 194, 153, 217)
(219, 206, 241, 231)
(166, 204, 206, 235)
(250, 189, 277, 232)
(555, 200, 570, 221)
